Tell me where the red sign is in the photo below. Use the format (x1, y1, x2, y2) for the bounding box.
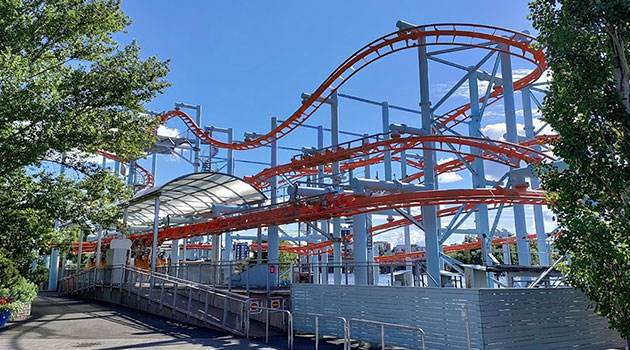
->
(271, 299, 281, 309)
(269, 265, 276, 274)
(249, 301, 259, 313)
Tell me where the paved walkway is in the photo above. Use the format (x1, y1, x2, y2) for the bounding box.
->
(0, 292, 342, 350)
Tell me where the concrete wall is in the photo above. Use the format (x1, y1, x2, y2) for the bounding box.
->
(291, 285, 625, 350)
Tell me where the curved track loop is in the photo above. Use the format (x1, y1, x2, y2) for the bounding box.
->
(159, 24, 546, 151)
(245, 135, 553, 187)
(97, 150, 154, 191)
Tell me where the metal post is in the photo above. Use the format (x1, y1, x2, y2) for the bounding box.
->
(212, 234, 220, 283)
(418, 27, 441, 287)
(321, 221, 329, 284)
(313, 249, 320, 284)
(48, 248, 59, 290)
(151, 153, 157, 179)
(382, 102, 392, 181)
(317, 125, 328, 285)
(151, 196, 160, 273)
(353, 213, 368, 285)
(95, 226, 103, 267)
(400, 150, 414, 287)
(468, 72, 493, 286)
(171, 239, 179, 271)
(522, 87, 549, 266)
(76, 229, 83, 275)
(330, 92, 342, 285)
(500, 49, 531, 266)
(127, 159, 136, 186)
(227, 127, 234, 175)
(257, 226, 263, 265)
(268, 117, 280, 268)
(363, 138, 377, 285)
(194, 106, 202, 172)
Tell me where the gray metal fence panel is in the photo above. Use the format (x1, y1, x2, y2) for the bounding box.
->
(478, 288, 625, 350)
(292, 284, 481, 350)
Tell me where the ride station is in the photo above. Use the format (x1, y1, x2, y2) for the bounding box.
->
(50, 22, 625, 349)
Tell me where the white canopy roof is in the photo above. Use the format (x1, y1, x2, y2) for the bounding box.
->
(124, 172, 266, 227)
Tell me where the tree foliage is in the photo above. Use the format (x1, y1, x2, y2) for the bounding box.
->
(0, 0, 169, 284)
(0, 166, 132, 281)
(529, 0, 630, 339)
(0, 0, 169, 174)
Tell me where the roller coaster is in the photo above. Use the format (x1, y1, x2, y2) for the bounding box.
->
(77, 23, 556, 287)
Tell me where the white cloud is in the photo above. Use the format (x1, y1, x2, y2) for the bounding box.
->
(438, 172, 463, 184)
(157, 125, 180, 138)
(379, 228, 425, 247)
(435, 157, 464, 183)
(481, 122, 509, 141)
(437, 157, 454, 165)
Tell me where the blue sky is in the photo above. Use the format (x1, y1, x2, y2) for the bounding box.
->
(98, 1, 556, 247)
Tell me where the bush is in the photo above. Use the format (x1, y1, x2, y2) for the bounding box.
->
(9, 277, 37, 303)
(0, 254, 20, 288)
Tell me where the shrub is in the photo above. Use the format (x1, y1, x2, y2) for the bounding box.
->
(9, 277, 37, 303)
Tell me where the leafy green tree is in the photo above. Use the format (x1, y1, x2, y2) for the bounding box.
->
(0, 167, 131, 281)
(0, 0, 169, 284)
(0, 0, 169, 173)
(448, 235, 483, 266)
(530, 0, 630, 341)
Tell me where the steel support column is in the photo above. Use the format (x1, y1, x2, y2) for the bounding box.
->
(317, 125, 328, 284)
(48, 248, 59, 290)
(353, 213, 368, 285)
(363, 134, 377, 285)
(151, 196, 160, 273)
(95, 226, 103, 267)
(330, 92, 342, 285)
(400, 151, 414, 286)
(127, 159, 136, 186)
(76, 229, 83, 275)
(222, 128, 235, 265)
(268, 117, 280, 267)
(500, 50, 531, 266)
(320, 221, 329, 284)
(418, 27, 441, 287)
(522, 87, 549, 266)
(382, 102, 392, 181)
(468, 72, 493, 286)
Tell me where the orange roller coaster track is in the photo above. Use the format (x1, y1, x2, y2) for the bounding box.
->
(244, 135, 553, 188)
(96, 150, 154, 191)
(158, 24, 546, 151)
(75, 24, 553, 264)
(103, 186, 544, 249)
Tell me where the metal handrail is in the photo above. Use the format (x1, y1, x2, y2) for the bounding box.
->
(348, 318, 426, 350)
(293, 312, 349, 350)
(59, 266, 251, 337)
(141, 267, 248, 301)
(251, 306, 294, 349)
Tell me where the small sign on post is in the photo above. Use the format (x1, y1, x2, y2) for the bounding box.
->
(269, 265, 276, 274)
(249, 299, 261, 314)
(270, 297, 282, 309)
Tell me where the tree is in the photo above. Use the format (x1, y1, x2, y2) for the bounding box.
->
(0, 166, 132, 282)
(0, 0, 169, 284)
(0, 0, 169, 174)
(529, 0, 630, 342)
